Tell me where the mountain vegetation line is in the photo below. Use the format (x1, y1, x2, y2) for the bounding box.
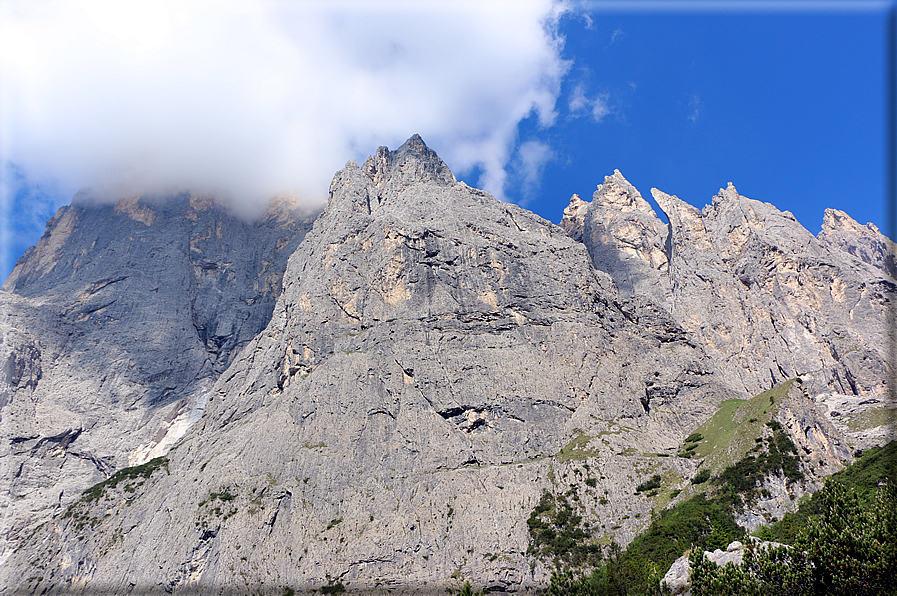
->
(540, 441, 897, 595)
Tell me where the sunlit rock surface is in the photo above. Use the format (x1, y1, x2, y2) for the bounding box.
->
(564, 176, 894, 417)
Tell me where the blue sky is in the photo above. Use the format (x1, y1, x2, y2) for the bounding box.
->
(1, 1, 893, 281)
(511, 4, 892, 235)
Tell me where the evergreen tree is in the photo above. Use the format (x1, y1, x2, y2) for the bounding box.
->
(691, 480, 897, 596)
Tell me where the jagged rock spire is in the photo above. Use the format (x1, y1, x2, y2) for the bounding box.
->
(559, 193, 589, 241)
(361, 133, 456, 190)
(566, 172, 893, 405)
(559, 170, 670, 305)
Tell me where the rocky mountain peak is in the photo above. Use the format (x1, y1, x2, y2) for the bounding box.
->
(818, 207, 897, 279)
(1, 146, 892, 594)
(0, 193, 318, 561)
(567, 175, 893, 404)
(559, 193, 588, 241)
(360, 133, 456, 191)
(822, 207, 868, 234)
(650, 188, 710, 250)
(712, 181, 740, 205)
(595, 169, 658, 217)
(558, 171, 670, 304)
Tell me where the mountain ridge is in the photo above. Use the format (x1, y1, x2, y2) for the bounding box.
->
(1, 136, 893, 593)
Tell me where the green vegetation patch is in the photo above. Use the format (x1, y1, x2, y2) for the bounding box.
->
(326, 517, 343, 531)
(196, 486, 239, 524)
(691, 469, 711, 485)
(844, 407, 897, 433)
(650, 480, 685, 511)
(558, 433, 599, 462)
(684, 398, 745, 459)
(757, 440, 897, 544)
(80, 457, 169, 503)
(687, 380, 796, 475)
(635, 475, 661, 494)
(199, 488, 236, 507)
(624, 494, 742, 572)
(713, 422, 802, 509)
(545, 494, 743, 596)
(684, 432, 704, 444)
(527, 491, 602, 567)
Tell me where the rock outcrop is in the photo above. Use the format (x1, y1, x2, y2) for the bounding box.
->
(818, 207, 897, 280)
(0, 194, 318, 563)
(575, 170, 669, 307)
(563, 174, 895, 442)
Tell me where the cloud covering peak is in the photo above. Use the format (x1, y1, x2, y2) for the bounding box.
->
(1, 0, 569, 210)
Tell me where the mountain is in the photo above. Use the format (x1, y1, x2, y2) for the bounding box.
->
(1, 136, 893, 594)
(0, 193, 318, 564)
(562, 171, 893, 408)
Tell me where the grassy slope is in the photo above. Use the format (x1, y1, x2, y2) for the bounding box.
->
(689, 380, 792, 467)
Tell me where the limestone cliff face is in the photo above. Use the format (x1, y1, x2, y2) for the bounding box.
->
(0, 195, 317, 563)
(2, 139, 891, 595)
(818, 207, 897, 280)
(564, 176, 894, 443)
(2, 137, 731, 595)
(567, 170, 670, 307)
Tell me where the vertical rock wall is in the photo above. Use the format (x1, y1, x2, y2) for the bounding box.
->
(0, 194, 318, 562)
(563, 174, 894, 429)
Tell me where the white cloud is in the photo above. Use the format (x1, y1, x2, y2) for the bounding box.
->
(569, 84, 611, 122)
(591, 94, 611, 122)
(514, 140, 554, 203)
(610, 27, 624, 44)
(0, 0, 570, 213)
(569, 85, 591, 114)
(687, 93, 703, 122)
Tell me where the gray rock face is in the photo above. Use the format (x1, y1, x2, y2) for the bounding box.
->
(561, 171, 669, 307)
(0, 194, 317, 562)
(559, 194, 588, 242)
(565, 177, 894, 425)
(818, 207, 897, 280)
(652, 183, 893, 402)
(1, 137, 732, 594)
(1, 138, 891, 595)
